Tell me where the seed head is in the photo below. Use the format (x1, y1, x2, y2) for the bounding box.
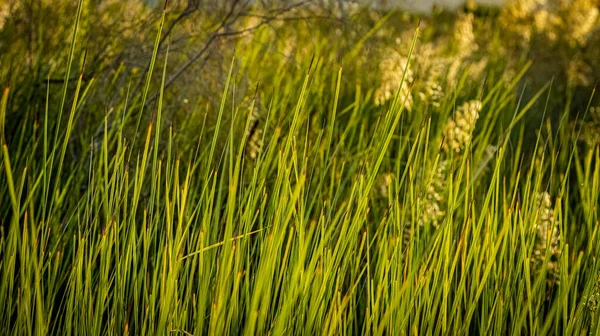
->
(531, 191, 561, 290)
(419, 160, 448, 228)
(375, 50, 413, 110)
(443, 100, 481, 153)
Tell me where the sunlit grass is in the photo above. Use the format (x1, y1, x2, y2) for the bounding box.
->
(0, 2, 599, 335)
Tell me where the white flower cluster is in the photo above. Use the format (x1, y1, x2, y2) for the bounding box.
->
(443, 100, 482, 153)
(247, 130, 263, 160)
(420, 160, 448, 228)
(399, 160, 450, 263)
(416, 56, 446, 108)
(532, 191, 561, 289)
(454, 12, 478, 57)
(375, 50, 413, 111)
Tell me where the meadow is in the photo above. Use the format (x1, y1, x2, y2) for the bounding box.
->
(0, 0, 599, 334)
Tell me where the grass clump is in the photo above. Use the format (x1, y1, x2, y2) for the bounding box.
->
(0, 1, 599, 335)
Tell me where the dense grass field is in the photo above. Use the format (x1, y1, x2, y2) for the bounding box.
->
(0, 0, 599, 334)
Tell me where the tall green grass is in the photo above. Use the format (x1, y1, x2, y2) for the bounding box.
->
(0, 4, 599, 335)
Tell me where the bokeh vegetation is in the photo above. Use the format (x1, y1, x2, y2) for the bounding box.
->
(0, 0, 599, 334)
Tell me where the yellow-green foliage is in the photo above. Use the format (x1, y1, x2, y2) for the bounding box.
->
(0, 0, 599, 334)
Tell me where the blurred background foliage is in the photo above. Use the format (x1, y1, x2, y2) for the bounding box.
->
(0, 0, 598, 151)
